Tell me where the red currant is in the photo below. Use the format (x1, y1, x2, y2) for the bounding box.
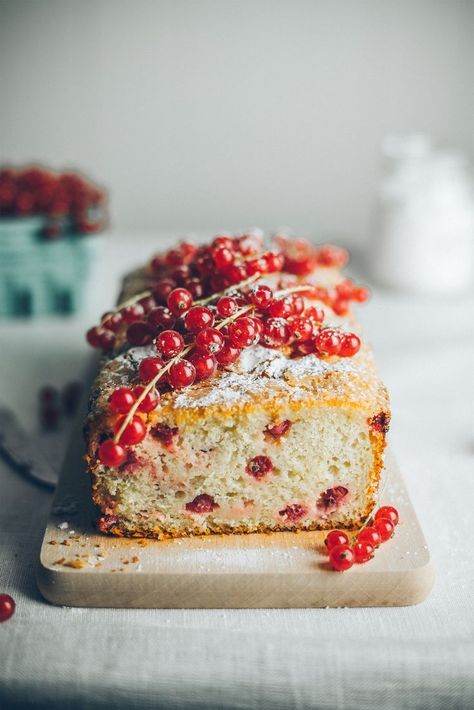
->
(226, 264, 247, 284)
(375, 506, 399, 526)
(246, 257, 268, 276)
(339, 333, 361, 357)
(373, 517, 394, 542)
(0, 594, 15, 622)
(246, 455, 274, 479)
(114, 415, 147, 445)
(189, 352, 218, 380)
(266, 420, 292, 439)
(228, 316, 258, 348)
(152, 279, 176, 303)
(289, 316, 313, 342)
(315, 328, 342, 356)
(317, 245, 348, 268)
(357, 526, 381, 548)
(86, 326, 103, 348)
(284, 255, 316, 276)
(138, 356, 165, 382)
(109, 387, 136, 414)
(335, 279, 354, 299)
(102, 312, 123, 333)
(264, 251, 285, 273)
(185, 493, 218, 513)
(353, 541, 374, 563)
(167, 288, 193, 315)
(98, 329, 116, 352)
(325, 530, 350, 550)
(156, 330, 185, 358)
(212, 235, 235, 250)
(195, 327, 225, 354)
(165, 248, 185, 267)
(262, 317, 290, 347)
(249, 285, 273, 309)
(184, 278, 204, 300)
(185, 306, 215, 332)
(126, 321, 152, 346)
(249, 316, 264, 340)
(132, 385, 160, 413)
(215, 342, 241, 365)
(121, 303, 145, 324)
(267, 297, 293, 319)
(305, 306, 325, 324)
(171, 265, 191, 285)
(291, 295, 305, 315)
(332, 298, 349, 316)
(211, 245, 234, 270)
(329, 544, 355, 571)
(137, 295, 157, 313)
(352, 286, 370, 303)
(98, 440, 127, 467)
(216, 296, 238, 318)
(147, 306, 175, 331)
(168, 359, 196, 388)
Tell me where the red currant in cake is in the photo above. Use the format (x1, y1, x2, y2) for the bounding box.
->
(249, 284, 273, 309)
(189, 352, 218, 380)
(289, 316, 313, 342)
(152, 278, 176, 303)
(266, 420, 292, 439)
(132, 385, 160, 413)
(99, 440, 127, 467)
(185, 306, 215, 333)
(262, 318, 290, 347)
(373, 517, 395, 542)
(114, 415, 147, 445)
(185, 493, 218, 513)
(167, 288, 193, 315)
(329, 544, 355, 571)
(109, 387, 136, 414)
(126, 321, 153, 346)
(325, 530, 350, 550)
(0, 594, 15, 623)
(169, 359, 196, 388)
(357, 526, 381, 549)
(279, 503, 308, 521)
(121, 303, 145, 324)
(147, 306, 175, 331)
(353, 541, 375, 563)
(339, 333, 361, 357)
(138, 356, 165, 382)
(246, 455, 274, 480)
(151, 423, 179, 447)
(215, 342, 241, 365)
(211, 245, 234, 270)
(216, 296, 238, 318)
(315, 328, 342, 356)
(229, 317, 258, 348)
(375, 506, 399, 526)
(195, 328, 225, 355)
(156, 330, 185, 358)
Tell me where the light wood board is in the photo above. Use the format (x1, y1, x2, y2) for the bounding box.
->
(37, 427, 434, 608)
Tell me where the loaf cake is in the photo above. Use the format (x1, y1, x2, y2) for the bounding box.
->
(84, 231, 390, 539)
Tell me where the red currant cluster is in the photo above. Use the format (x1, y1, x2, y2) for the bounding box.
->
(324, 506, 399, 571)
(274, 234, 349, 275)
(0, 165, 106, 237)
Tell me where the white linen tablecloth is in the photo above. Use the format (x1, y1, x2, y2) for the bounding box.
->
(0, 235, 473, 709)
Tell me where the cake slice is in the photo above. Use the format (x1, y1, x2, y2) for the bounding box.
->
(84, 233, 390, 539)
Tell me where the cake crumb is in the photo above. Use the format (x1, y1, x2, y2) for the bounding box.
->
(54, 558, 66, 565)
(64, 559, 87, 569)
(57, 521, 69, 530)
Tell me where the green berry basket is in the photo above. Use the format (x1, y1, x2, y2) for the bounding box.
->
(0, 216, 105, 317)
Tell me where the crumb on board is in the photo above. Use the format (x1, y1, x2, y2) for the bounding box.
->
(64, 559, 87, 569)
(54, 558, 66, 566)
(131, 556, 140, 563)
(49, 540, 58, 545)
(61, 540, 71, 546)
(57, 522, 69, 530)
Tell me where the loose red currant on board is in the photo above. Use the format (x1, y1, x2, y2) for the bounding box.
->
(216, 296, 238, 318)
(195, 328, 225, 355)
(121, 303, 145, 324)
(147, 306, 175, 331)
(167, 288, 193, 316)
(189, 352, 218, 380)
(0, 594, 15, 623)
(375, 506, 399, 526)
(138, 356, 165, 383)
(339, 333, 361, 357)
(329, 544, 355, 571)
(126, 321, 153, 346)
(373, 517, 395, 542)
(324, 530, 350, 550)
(315, 328, 342, 356)
(262, 318, 291, 347)
(109, 387, 136, 414)
(185, 306, 215, 333)
(168, 359, 196, 388)
(215, 342, 241, 365)
(132, 385, 160, 413)
(99, 440, 127, 467)
(228, 317, 258, 348)
(353, 541, 375, 563)
(114, 415, 147, 445)
(357, 526, 381, 549)
(152, 279, 176, 303)
(155, 330, 185, 358)
(249, 285, 273, 309)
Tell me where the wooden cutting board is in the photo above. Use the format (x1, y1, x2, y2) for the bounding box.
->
(37, 427, 434, 608)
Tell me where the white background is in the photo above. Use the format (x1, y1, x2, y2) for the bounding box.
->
(1, 0, 473, 243)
